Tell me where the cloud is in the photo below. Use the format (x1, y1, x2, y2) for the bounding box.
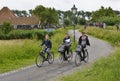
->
(0, 0, 120, 11)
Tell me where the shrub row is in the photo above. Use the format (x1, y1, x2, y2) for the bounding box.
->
(98, 16, 120, 26)
(0, 29, 55, 40)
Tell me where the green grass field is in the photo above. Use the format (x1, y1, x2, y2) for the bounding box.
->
(0, 39, 40, 73)
(59, 26, 120, 81)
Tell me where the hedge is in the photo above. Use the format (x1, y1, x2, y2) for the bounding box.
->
(0, 29, 55, 40)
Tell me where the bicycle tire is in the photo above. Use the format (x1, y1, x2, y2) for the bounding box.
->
(84, 49, 89, 63)
(35, 53, 44, 67)
(58, 53, 64, 64)
(67, 50, 73, 62)
(75, 52, 82, 66)
(48, 51, 54, 64)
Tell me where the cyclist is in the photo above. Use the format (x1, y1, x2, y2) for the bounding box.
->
(63, 33, 71, 60)
(78, 32, 90, 60)
(41, 34, 52, 60)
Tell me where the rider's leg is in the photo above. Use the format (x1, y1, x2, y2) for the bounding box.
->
(64, 46, 67, 60)
(81, 47, 85, 60)
(66, 46, 69, 54)
(46, 48, 50, 60)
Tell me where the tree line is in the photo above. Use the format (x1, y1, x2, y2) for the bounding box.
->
(12, 5, 120, 27)
(12, 9, 32, 17)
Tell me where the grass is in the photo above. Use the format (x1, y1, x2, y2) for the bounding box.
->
(58, 26, 120, 81)
(0, 39, 40, 73)
(0, 27, 77, 73)
(80, 27, 120, 46)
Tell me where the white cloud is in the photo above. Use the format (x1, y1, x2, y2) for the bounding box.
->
(0, 0, 120, 11)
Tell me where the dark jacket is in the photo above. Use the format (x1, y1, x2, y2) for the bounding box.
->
(63, 37, 71, 43)
(63, 36, 71, 46)
(41, 39, 52, 48)
(78, 35, 90, 46)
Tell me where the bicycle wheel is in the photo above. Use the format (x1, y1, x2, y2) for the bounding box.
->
(67, 50, 73, 62)
(75, 52, 82, 66)
(58, 53, 64, 64)
(35, 53, 44, 67)
(48, 51, 54, 64)
(84, 49, 89, 63)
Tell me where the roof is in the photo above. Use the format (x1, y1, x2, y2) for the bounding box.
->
(0, 7, 39, 25)
(0, 7, 16, 18)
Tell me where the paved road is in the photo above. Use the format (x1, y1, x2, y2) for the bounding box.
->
(0, 30, 114, 81)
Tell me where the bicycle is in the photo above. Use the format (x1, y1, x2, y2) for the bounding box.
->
(75, 45, 89, 66)
(58, 43, 73, 64)
(35, 46, 54, 67)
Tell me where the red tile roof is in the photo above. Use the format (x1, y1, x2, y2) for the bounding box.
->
(0, 7, 16, 18)
(0, 7, 39, 25)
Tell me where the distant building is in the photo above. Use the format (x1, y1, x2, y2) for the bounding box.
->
(0, 7, 39, 29)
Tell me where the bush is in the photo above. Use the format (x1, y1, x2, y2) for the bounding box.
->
(64, 18, 72, 26)
(0, 29, 55, 40)
(1, 22, 13, 34)
(98, 16, 120, 26)
(78, 18, 87, 25)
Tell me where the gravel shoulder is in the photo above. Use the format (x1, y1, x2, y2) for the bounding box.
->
(0, 30, 114, 81)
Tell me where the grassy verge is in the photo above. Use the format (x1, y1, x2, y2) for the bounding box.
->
(59, 26, 120, 81)
(0, 39, 40, 73)
(80, 27, 120, 46)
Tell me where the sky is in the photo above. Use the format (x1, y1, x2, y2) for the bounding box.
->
(0, 0, 120, 12)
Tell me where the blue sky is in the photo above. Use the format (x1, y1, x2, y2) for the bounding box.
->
(0, 0, 120, 11)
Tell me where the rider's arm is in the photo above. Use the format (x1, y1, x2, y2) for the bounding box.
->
(86, 36, 90, 46)
(63, 38, 65, 43)
(69, 38, 72, 45)
(41, 40, 45, 46)
(78, 36, 82, 45)
(49, 40, 52, 49)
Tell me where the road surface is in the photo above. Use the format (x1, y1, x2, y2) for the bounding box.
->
(0, 30, 114, 81)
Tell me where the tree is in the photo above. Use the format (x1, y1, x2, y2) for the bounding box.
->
(64, 18, 72, 26)
(12, 10, 21, 16)
(78, 10, 86, 19)
(85, 11, 92, 21)
(12, 10, 29, 17)
(29, 9, 33, 16)
(21, 10, 28, 17)
(63, 10, 73, 19)
(46, 8, 59, 26)
(114, 10, 120, 16)
(78, 18, 86, 25)
(1, 22, 13, 34)
(92, 6, 117, 22)
(33, 5, 59, 28)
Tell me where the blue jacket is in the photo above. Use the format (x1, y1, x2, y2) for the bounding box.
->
(41, 39, 52, 48)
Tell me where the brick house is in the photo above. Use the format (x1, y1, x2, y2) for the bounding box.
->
(0, 7, 40, 29)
